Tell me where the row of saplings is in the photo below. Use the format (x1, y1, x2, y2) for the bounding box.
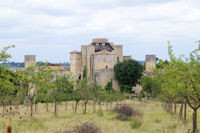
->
(55, 104, 143, 133)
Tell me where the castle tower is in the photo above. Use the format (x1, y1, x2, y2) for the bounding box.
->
(70, 51, 82, 79)
(145, 55, 156, 72)
(24, 55, 36, 69)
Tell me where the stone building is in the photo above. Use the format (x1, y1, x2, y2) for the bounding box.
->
(24, 55, 70, 76)
(24, 55, 36, 69)
(145, 55, 156, 72)
(70, 38, 131, 91)
(132, 55, 156, 94)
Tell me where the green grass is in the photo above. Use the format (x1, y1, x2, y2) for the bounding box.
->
(0, 100, 196, 133)
(130, 119, 142, 129)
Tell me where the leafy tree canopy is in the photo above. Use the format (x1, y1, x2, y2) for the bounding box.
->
(114, 59, 143, 92)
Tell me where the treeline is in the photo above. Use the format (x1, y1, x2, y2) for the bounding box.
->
(0, 62, 70, 68)
(141, 42, 200, 133)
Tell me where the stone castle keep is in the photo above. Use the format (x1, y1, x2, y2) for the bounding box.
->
(23, 38, 156, 93)
(70, 38, 131, 91)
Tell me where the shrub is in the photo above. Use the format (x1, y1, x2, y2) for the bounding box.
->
(115, 115, 130, 121)
(137, 95, 142, 101)
(154, 118, 162, 123)
(56, 121, 102, 133)
(73, 122, 102, 133)
(97, 111, 103, 117)
(114, 104, 133, 117)
(130, 119, 142, 129)
(168, 124, 177, 129)
(114, 104, 143, 118)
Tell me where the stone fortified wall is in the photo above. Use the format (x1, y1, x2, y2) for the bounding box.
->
(24, 55, 36, 69)
(145, 55, 156, 72)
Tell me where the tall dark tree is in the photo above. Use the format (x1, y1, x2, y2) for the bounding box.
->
(114, 59, 143, 92)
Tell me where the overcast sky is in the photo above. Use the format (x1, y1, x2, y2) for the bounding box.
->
(0, 0, 200, 63)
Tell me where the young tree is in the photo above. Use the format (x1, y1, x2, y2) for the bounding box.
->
(0, 45, 15, 63)
(72, 89, 81, 113)
(156, 43, 200, 132)
(90, 81, 102, 113)
(141, 75, 161, 97)
(19, 65, 51, 117)
(0, 66, 20, 112)
(78, 78, 93, 113)
(51, 74, 73, 116)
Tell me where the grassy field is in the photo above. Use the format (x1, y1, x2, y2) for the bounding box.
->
(0, 100, 197, 133)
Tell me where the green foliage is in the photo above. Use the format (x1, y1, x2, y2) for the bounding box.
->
(72, 89, 81, 103)
(0, 66, 20, 105)
(130, 119, 142, 129)
(114, 59, 143, 92)
(51, 74, 74, 103)
(154, 118, 162, 123)
(116, 114, 130, 121)
(120, 84, 132, 93)
(137, 95, 142, 101)
(104, 81, 114, 92)
(0, 45, 15, 63)
(156, 59, 169, 69)
(97, 111, 104, 117)
(141, 75, 161, 97)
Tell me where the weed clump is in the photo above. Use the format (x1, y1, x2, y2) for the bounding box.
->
(56, 121, 102, 133)
(97, 111, 104, 117)
(73, 121, 102, 133)
(154, 118, 162, 123)
(115, 115, 130, 121)
(114, 104, 143, 118)
(130, 119, 142, 129)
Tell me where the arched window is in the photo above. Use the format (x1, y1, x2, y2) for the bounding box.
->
(78, 74, 81, 80)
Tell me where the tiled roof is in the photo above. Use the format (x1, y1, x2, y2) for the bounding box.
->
(92, 38, 108, 43)
(70, 51, 81, 54)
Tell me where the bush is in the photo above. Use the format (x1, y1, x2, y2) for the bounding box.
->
(97, 111, 103, 117)
(56, 121, 102, 133)
(114, 104, 143, 118)
(114, 104, 133, 117)
(137, 95, 142, 101)
(154, 118, 162, 123)
(73, 122, 102, 133)
(115, 114, 130, 121)
(130, 119, 142, 129)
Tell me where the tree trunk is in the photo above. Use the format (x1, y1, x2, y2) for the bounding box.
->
(84, 102, 87, 113)
(65, 102, 68, 110)
(110, 102, 112, 110)
(34, 104, 37, 113)
(75, 102, 78, 113)
(184, 100, 187, 123)
(170, 102, 173, 113)
(106, 102, 108, 111)
(193, 109, 197, 133)
(174, 102, 176, 114)
(46, 103, 48, 112)
(179, 101, 183, 118)
(54, 101, 57, 116)
(98, 102, 101, 111)
(93, 101, 96, 113)
(30, 100, 33, 118)
(3, 105, 4, 113)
